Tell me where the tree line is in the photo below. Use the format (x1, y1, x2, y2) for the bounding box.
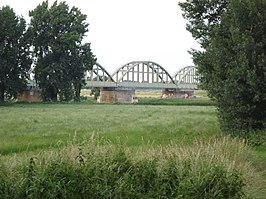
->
(0, 0, 96, 102)
(179, 0, 266, 134)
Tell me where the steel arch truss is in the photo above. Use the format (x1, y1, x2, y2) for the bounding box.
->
(85, 63, 116, 87)
(112, 61, 176, 88)
(173, 66, 199, 84)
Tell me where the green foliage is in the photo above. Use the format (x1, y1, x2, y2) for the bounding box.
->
(90, 87, 101, 100)
(0, 6, 32, 102)
(234, 130, 266, 147)
(179, 0, 266, 133)
(29, 0, 96, 102)
(0, 140, 249, 198)
(179, 0, 227, 48)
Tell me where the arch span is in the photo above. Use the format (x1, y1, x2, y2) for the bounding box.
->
(172, 66, 199, 85)
(112, 61, 176, 88)
(85, 62, 115, 82)
(85, 62, 116, 87)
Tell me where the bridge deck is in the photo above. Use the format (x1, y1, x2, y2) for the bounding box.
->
(85, 81, 198, 90)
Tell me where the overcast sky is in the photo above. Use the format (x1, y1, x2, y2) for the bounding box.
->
(0, 0, 199, 74)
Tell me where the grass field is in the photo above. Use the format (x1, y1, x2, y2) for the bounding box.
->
(0, 96, 265, 197)
(0, 102, 219, 155)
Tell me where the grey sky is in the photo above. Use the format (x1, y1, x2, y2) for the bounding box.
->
(0, 0, 199, 74)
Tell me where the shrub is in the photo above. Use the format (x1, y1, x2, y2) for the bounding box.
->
(0, 137, 265, 198)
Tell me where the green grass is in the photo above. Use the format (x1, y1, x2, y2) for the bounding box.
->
(257, 147, 266, 162)
(0, 101, 265, 198)
(0, 103, 219, 155)
(138, 97, 216, 106)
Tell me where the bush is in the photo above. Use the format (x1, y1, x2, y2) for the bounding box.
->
(0, 137, 265, 198)
(230, 130, 266, 147)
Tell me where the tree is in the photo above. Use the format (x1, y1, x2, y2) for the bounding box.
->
(90, 87, 100, 100)
(29, 0, 96, 102)
(0, 6, 32, 102)
(68, 43, 96, 102)
(179, 0, 266, 133)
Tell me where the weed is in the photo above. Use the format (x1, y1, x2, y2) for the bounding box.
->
(0, 137, 264, 198)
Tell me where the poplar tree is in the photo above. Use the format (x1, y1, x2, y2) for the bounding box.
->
(0, 6, 31, 102)
(179, 0, 266, 133)
(29, 0, 96, 101)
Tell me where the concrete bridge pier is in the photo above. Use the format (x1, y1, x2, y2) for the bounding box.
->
(161, 89, 194, 99)
(99, 87, 136, 103)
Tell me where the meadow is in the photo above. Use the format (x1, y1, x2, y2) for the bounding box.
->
(0, 93, 265, 198)
(0, 102, 219, 155)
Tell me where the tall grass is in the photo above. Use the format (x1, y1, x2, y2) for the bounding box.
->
(0, 136, 265, 198)
(1, 101, 265, 197)
(0, 104, 219, 155)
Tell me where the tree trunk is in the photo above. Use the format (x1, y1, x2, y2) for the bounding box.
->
(51, 91, 58, 102)
(0, 86, 4, 102)
(74, 82, 81, 102)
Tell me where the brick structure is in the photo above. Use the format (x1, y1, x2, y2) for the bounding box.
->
(17, 89, 42, 102)
(99, 88, 135, 103)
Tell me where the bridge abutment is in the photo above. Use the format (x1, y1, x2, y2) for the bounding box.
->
(99, 87, 136, 103)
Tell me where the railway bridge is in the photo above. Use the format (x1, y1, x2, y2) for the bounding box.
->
(85, 61, 200, 103)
